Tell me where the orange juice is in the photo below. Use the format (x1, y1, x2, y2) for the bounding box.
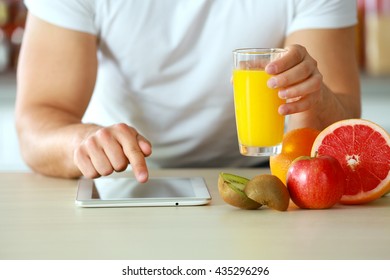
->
(233, 69, 285, 148)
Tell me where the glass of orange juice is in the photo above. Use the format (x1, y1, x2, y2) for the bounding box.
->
(232, 48, 286, 156)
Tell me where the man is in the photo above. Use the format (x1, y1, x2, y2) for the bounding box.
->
(15, 0, 361, 181)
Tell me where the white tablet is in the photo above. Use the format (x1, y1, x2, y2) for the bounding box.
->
(75, 176, 212, 207)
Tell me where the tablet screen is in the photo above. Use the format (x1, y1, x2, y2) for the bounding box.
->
(92, 177, 195, 200)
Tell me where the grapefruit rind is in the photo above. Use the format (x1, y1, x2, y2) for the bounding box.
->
(311, 119, 390, 205)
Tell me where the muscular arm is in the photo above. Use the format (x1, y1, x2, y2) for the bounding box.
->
(15, 14, 151, 180)
(15, 14, 98, 178)
(270, 27, 361, 130)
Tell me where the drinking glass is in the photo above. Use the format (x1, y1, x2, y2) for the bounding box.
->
(232, 48, 286, 156)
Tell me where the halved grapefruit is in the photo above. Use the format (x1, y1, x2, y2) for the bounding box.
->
(311, 119, 390, 204)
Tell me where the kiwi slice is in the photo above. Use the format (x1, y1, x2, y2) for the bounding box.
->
(218, 172, 262, 210)
(244, 174, 290, 211)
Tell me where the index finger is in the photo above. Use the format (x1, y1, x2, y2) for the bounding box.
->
(265, 44, 306, 74)
(114, 124, 150, 183)
(123, 142, 149, 183)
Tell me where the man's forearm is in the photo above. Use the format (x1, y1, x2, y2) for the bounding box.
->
(16, 108, 101, 178)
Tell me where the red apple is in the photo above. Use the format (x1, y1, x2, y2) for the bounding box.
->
(286, 155, 345, 209)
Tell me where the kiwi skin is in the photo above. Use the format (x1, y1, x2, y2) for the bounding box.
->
(244, 174, 290, 211)
(218, 173, 262, 210)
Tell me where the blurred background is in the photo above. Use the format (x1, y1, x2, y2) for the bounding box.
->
(0, 0, 389, 171)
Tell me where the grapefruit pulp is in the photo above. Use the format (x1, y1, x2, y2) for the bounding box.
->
(311, 119, 390, 204)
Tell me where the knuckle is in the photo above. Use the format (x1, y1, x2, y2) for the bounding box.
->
(95, 128, 117, 148)
(113, 161, 128, 172)
(312, 73, 323, 89)
(82, 168, 100, 179)
(294, 44, 306, 52)
(84, 136, 99, 150)
(291, 44, 305, 61)
(113, 123, 139, 139)
(74, 156, 99, 179)
(99, 167, 114, 177)
(113, 122, 128, 130)
(301, 60, 313, 77)
(114, 123, 132, 133)
(95, 127, 112, 141)
(112, 156, 129, 171)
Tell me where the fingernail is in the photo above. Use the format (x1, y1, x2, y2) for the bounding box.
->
(279, 89, 288, 99)
(278, 105, 288, 115)
(267, 77, 278, 89)
(137, 171, 148, 183)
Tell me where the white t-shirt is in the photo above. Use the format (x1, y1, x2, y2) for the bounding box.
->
(24, 0, 357, 168)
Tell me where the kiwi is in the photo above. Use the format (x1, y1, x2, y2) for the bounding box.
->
(244, 174, 290, 211)
(218, 172, 262, 210)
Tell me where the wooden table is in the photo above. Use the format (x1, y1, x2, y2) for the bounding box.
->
(1, 169, 389, 260)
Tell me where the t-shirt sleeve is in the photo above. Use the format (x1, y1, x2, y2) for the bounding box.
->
(287, 0, 357, 35)
(24, 0, 97, 35)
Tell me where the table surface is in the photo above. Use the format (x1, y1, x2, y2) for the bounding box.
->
(1, 168, 389, 260)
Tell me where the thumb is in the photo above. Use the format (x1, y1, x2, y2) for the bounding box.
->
(136, 134, 152, 157)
